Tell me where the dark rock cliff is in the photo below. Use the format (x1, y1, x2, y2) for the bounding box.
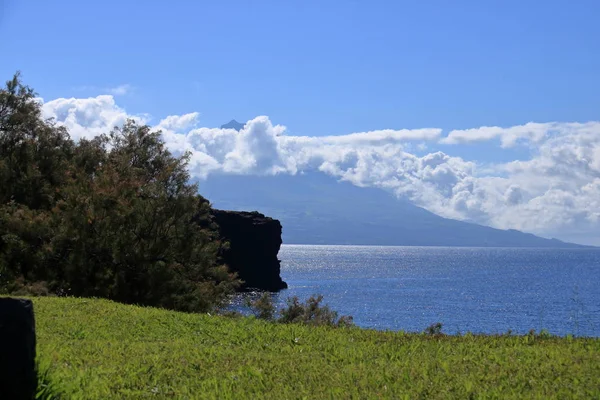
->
(210, 209, 288, 291)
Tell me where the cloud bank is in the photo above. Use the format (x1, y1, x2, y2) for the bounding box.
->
(41, 94, 600, 244)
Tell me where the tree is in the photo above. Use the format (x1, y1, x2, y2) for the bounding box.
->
(0, 72, 73, 209)
(0, 73, 72, 289)
(0, 73, 240, 312)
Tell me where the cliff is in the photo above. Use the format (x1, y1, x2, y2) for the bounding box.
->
(210, 209, 288, 291)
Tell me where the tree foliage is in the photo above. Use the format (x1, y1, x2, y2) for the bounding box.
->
(248, 293, 354, 327)
(0, 73, 239, 312)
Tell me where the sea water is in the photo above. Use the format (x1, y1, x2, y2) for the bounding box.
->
(257, 245, 600, 336)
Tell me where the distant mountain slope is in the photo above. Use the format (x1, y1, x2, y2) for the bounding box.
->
(197, 172, 589, 248)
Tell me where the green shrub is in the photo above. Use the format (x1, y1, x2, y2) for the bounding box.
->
(247, 292, 276, 320)
(247, 293, 354, 327)
(1, 277, 51, 297)
(278, 295, 305, 323)
(424, 322, 443, 335)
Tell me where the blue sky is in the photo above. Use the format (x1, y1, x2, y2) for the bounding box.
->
(2, 0, 600, 244)
(2, 0, 599, 135)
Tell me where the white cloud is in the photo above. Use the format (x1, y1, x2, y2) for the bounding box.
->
(38, 94, 600, 244)
(107, 84, 132, 96)
(41, 95, 147, 140)
(73, 84, 133, 96)
(441, 122, 550, 147)
(158, 112, 200, 131)
(441, 121, 600, 148)
(315, 128, 442, 144)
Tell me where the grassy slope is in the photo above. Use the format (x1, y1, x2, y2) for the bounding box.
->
(32, 297, 599, 399)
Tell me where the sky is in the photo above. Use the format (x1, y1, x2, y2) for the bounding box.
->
(1, 0, 600, 244)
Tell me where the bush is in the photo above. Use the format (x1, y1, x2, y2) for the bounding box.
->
(1, 277, 51, 297)
(247, 292, 276, 320)
(424, 322, 443, 335)
(278, 296, 305, 323)
(247, 293, 354, 327)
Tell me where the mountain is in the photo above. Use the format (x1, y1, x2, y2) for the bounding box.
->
(220, 119, 245, 131)
(197, 172, 589, 248)
(207, 120, 588, 247)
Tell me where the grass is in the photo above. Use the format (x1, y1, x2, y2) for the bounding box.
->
(28, 296, 600, 399)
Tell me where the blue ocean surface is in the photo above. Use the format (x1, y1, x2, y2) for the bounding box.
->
(248, 245, 600, 336)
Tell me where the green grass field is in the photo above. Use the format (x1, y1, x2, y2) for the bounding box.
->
(31, 296, 599, 399)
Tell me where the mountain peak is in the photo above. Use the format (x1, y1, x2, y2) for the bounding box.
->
(220, 120, 245, 131)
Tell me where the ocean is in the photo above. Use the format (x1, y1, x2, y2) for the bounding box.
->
(256, 245, 600, 336)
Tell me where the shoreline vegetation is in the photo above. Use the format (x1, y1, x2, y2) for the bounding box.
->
(32, 296, 599, 399)
(0, 73, 285, 311)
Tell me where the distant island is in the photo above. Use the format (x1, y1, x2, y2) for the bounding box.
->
(202, 172, 589, 248)
(202, 120, 590, 248)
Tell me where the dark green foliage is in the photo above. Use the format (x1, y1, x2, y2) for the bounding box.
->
(279, 295, 354, 327)
(424, 322, 444, 335)
(0, 73, 239, 312)
(248, 293, 354, 327)
(0, 72, 74, 210)
(4, 278, 51, 297)
(246, 292, 276, 320)
(527, 329, 553, 340)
